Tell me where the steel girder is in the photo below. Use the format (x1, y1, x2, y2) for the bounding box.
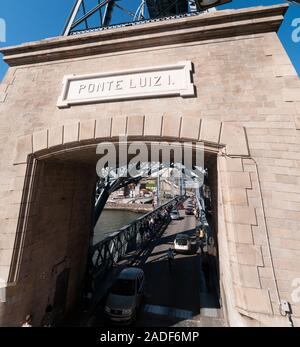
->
(63, 0, 233, 36)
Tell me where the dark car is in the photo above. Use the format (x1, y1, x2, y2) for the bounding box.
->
(185, 207, 194, 215)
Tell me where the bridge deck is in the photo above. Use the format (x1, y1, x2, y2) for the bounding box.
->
(136, 209, 222, 327)
(87, 202, 222, 327)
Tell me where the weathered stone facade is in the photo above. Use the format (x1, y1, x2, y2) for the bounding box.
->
(0, 4, 300, 326)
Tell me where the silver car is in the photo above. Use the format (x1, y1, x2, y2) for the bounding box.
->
(174, 234, 192, 253)
(105, 267, 145, 324)
(170, 209, 181, 220)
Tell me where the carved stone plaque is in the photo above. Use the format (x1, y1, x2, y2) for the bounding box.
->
(57, 61, 194, 108)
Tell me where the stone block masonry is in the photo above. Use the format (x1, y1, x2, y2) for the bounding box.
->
(0, 4, 299, 327)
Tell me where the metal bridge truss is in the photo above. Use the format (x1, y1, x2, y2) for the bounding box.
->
(94, 161, 159, 225)
(94, 174, 143, 227)
(90, 160, 206, 279)
(63, 0, 232, 36)
(90, 196, 180, 278)
(94, 161, 205, 225)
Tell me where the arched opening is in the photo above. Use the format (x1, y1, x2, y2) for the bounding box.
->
(8, 138, 223, 327)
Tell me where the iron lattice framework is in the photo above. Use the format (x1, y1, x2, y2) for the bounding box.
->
(63, 0, 232, 36)
(94, 161, 205, 226)
(90, 196, 179, 278)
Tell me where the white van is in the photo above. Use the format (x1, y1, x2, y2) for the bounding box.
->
(105, 267, 145, 324)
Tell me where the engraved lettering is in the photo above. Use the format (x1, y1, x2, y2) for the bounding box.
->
(168, 75, 175, 86)
(58, 62, 195, 108)
(130, 79, 136, 89)
(140, 77, 147, 88)
(97, 82, 105, 93)
(79, 84, 86, 94)
(154, 76, 162, 87)
(116, 80, 123, 90)
(107, 81, 114, 91)
(88, 84, 95, 93)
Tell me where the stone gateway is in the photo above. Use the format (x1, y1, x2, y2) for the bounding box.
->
(0, 4, 300, 327)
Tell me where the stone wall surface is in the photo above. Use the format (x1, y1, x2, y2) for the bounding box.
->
(0, 4, 300, 326)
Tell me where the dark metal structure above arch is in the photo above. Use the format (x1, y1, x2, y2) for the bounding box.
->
(62, 0, 232, 36)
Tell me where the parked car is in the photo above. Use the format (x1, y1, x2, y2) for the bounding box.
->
(105, 267, 145, 324)
(170, 209, 181, 220)
(185, 207, 194, 215)
(174, 234, 192, 253)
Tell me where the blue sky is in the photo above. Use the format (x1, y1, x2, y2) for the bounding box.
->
(0, 0, 299, 80)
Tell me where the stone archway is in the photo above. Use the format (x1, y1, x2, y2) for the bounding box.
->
(0, 114, 275, 326)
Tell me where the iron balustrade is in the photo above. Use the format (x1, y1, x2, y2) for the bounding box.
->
(89, 197, 181, 278)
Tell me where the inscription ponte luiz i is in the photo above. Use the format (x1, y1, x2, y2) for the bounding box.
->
(57, 61, 194, 108)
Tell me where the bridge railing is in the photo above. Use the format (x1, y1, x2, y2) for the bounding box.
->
(89, 197, 180, 278)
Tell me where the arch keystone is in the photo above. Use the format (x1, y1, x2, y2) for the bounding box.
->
(162, 114, 182, 138)
(144, 114, 163, 137)
(127, 115, 145, 137)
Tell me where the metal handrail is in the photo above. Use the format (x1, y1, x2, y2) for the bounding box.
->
(89, 196, 180, 277)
